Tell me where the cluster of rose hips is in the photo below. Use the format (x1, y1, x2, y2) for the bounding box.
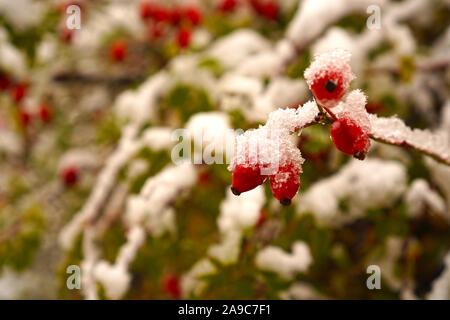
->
(305, 50, 371, 159)
(0, 72, 52, 129)
(231, 50, 371, 205)
(139, 1, 203, 49)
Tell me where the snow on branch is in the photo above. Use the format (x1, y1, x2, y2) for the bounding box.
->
(369, 115, 450, 166)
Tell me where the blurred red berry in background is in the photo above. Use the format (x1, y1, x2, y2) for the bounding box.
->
(218, 0, 239, 13)
(185, 6, 203, 26)
(109, 40, 127, 62)
(163, 274, 181, 299)
(0, 73, 10, 91)
(11, 82, 27, 103)
(19, 109, 31, 127)
(139, 1, 154, 20)
(176, 28, 191, 48)
(61, 166, 79, 187)
(39, 103, 52, 123)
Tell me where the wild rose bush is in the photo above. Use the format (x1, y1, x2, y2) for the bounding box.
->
(0, 0, 449, 300)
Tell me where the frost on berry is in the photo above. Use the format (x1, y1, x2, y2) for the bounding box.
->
(269, 163, 301, 205)
(229, 101, 319, 203)
(304, 49, 355, 108)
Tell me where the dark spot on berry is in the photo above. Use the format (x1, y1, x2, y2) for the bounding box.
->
(353, 151, 366, 160)
(325, 80, 337, 93)
(280, 198, 291, 206)
(231, 187, 241, 196)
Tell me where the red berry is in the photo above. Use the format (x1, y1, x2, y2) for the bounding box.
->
(109, 40, 127, 62)
(163, 274, 181, 299)
(153, 5, 170, 22)
(19, 109, 31, 127)
(170, 6, 183, 25)
(61, 166, 78, 187)
(218, 0, 238, 13)
(185, 6, 202, 26)
(0, 72, 10, 91)
(39, 103, 52, 123)
(259, 1, 279, 20)
(176, 28, 191, 48)
(330, 117, 370, 157)
(269, 163, 300, 205)
(11, 82, 27, 103)
(309, 70, 347, 109)
(139, 1, 154, 20)
(304, 49, 354, 108)
(231, 164, 266, 195)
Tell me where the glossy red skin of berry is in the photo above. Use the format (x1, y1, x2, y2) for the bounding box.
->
(232, 164, 267, 194)
(269, 164, 300, 203)
(218, 0, 238, 13)
(39, 103, 52, 123)
(330, 118, 370, 155)
(11, 83, 27, 103)
(110, 40, 127, 62)
(62, 167, 78, 187)
(163, 274, 181, 299)
(0, 73, 10, 91)
(185, 7, 202, 26)
(310, 70, 346, 108)
(176, 28, 191, 48)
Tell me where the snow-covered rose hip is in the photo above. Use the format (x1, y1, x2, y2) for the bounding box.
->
(331, 89, 372, 159)
(269, 163, 300, 206)
(304, 49, 355, 108)
(231, 164, 266, 195)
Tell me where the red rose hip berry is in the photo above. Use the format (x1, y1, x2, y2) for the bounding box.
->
(231, 164, 267, 195)
(269, 164, 300, 205)
(304, 49, 354, 108)
(330, 117, 370, 158)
